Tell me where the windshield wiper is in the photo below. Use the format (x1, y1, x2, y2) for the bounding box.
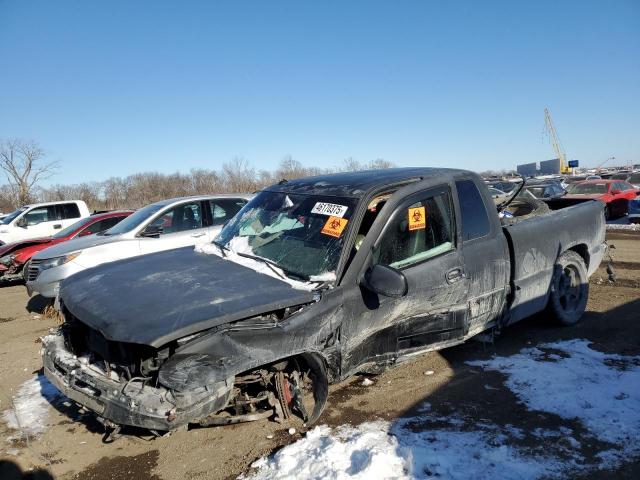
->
(212, 240, 229, 258)
(235, 251, 309, 282)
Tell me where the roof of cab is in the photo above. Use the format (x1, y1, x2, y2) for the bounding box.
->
(266, 167, 469, 197)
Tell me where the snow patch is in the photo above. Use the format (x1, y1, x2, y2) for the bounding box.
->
(468, 339, 640, 467)
(246, 339, 640, 479)
(245, 418, 567, 480)
(606, 223, 640, 231)
(2, 375, 65, 437)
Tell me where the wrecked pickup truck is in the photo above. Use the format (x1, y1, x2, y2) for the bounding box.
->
(42, 168, 606, 434)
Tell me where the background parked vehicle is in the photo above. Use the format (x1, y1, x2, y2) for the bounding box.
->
(564, 180, 637, 220)
(609, 172, 640, 189)
(0, 200, 90, 245)
(488, 187, 509, 204)
(628, 198, 640, 224)
(487, 180, 518, 194)
(26, 195, 251, 298)
(0, 210, 133, 282)
(522, 182, 566, 200)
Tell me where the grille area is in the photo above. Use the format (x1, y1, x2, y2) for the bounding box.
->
(26, 259, 44, 282)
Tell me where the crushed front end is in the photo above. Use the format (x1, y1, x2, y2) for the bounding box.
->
(41, 318, 234, 432)
(42, 307, 329, 434)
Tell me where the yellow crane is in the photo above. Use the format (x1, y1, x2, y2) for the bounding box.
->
(544, 108, 572, 174)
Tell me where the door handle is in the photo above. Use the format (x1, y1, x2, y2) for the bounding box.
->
(445, 267, 465, 284)
(190, 232, 206, 238)
(53, 224, 62, 229)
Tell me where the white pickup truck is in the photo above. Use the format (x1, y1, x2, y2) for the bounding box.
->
(0, 200, 90, 246)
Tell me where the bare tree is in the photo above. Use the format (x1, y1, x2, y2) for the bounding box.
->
(0, 139, 58, 205)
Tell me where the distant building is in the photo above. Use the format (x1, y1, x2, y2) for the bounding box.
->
(516, 162, 538, 177)
(517, 159, 561, 177)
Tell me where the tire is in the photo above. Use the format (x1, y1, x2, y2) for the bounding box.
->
(502, 198, 550, 225)
(545, 251, 589, 326)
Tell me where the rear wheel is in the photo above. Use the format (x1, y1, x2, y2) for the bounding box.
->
(545, 251, 589, 326)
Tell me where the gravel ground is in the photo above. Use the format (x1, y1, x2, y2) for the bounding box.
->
(1, 231, 639, 480)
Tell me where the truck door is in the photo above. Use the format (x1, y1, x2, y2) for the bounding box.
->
(454, 179, 510, 335)
(17, 205, 59, 241)
(342, 184, 469, 370)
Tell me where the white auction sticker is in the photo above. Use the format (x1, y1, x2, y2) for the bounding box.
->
(311, 202, 348, 218)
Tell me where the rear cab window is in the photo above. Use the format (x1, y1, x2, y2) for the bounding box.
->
(455, 180, 491, 241)
(57, 203, 81, 220)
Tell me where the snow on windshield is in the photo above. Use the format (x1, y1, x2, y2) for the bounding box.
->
(196, 236, 336, 291)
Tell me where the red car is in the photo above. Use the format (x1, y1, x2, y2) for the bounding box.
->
(0, 210, 133, 281)
(565, 180, 638, 220)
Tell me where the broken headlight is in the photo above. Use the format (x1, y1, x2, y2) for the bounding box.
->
(0, 254, 15, 266)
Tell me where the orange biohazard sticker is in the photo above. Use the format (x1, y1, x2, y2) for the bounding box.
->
(408, 206, 426, 231)
(321, 216, 349, 238)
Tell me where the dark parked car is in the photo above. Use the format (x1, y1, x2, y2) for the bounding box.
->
(610, 172, 640, 189)
(487, 180, 518, 194)
(523, 182, 566, 200)
(42, 168, 606, 435)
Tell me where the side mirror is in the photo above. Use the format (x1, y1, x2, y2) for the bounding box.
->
(361, 264, 408, 298)
(140, 224, 163, 238)
(78, 230, 94, 237)
(16, 217, 27, 228)
(611, 189, 621, 195)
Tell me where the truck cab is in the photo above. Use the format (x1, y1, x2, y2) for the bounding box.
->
(0, 200, 90, 245)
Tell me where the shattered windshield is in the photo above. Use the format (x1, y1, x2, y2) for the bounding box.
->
(215, 191, 358, 280)
(1, 207, 27, 225)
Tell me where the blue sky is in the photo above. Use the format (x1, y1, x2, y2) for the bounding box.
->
(1, 0, 638, 185)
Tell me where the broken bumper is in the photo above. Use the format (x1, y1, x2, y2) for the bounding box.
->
(42, 332, 233, 431)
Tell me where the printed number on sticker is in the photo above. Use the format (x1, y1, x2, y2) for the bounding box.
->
(311, 202, 348, 218)
(408, 206, 426, 231)
(321, 216, 349, 238)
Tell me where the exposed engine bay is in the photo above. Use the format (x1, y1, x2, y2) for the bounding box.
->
(42, 311, 328, 438)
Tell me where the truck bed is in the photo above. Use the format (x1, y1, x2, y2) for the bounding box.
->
(502, 200, 606, 324)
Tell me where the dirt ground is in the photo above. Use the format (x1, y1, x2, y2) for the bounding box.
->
(1, 230, 639, 480)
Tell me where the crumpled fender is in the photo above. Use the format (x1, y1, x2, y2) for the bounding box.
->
(158, 302, 341, 392)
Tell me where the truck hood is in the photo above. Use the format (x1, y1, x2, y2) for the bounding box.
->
(60, 247, 316, 348)
(32, 233, 127, 259)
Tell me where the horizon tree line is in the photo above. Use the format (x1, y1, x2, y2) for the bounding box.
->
(0, 139, 394, 213)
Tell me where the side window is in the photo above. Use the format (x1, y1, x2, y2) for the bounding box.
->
(373, 190, 454, 269)
(82, 217, 124, 235)
(209, 199, 247, 226)
(455, 180, 490, 241)
(23, 207, 51, 226)
(57, 203, 81, 220)
(149, 203, 203, 234)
